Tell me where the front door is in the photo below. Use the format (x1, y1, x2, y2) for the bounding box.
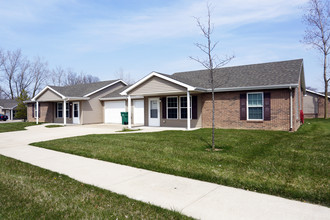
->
(73, 102, 80, 124)
(148, 98, 160, 126)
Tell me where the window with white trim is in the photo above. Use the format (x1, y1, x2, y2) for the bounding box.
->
(180, 96, 192, 119)
(66, 103, 69, 118)
(34, 103, 38, 118)
(167, 97, 178, 119)
(247, 93, 263, 120)
(57, 103, 63, 118)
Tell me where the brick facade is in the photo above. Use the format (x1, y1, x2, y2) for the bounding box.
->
(201, 88, 303, 131)
(27, 102, 54, 123)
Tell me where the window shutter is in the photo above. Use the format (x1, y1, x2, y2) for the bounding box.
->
(162, 97, 166, 119)
(264, 92, 271, 121)
(55, 103, 57, 118)
(69, 102, 72, 118)
(32, 104, 34, 117)
(38, 103, 40, 118)
(240, 93, 247, 120)
(192, 96, 197, 119)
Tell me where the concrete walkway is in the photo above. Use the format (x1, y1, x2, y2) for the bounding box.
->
(0, 124, 329, 220)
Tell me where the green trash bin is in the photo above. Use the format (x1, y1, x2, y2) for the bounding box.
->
(121, 112, 128, 125)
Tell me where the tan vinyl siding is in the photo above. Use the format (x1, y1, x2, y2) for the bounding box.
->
(36, 89, 62, 102)
(303, 92, 319, 114)
(81, 82, 125, 124)
(129, 76, 186, 96)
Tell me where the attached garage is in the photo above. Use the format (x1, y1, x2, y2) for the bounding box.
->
(104, 101, 126, 124)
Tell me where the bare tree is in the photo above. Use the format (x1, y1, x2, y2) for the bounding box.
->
(190, 3, 234, 151)
(303, 0, 330, 118)
(14, 57, 32, 98)
(115, 68, 135, 84)
(51, 66, 67, 86)
(30, 57, 49, 97)
(1, 49, 24, 99)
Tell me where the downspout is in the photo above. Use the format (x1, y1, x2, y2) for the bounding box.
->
(289, 87, 293, 131)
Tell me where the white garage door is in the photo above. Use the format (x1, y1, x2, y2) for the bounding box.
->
(104, 101, 126, 124)
(133, 100, 144, 124)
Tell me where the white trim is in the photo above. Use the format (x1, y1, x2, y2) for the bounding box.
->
(179, 96, 192, 120)
(128, 95, 132, 128)
(99, 96, 144, 101)
(83, 80, 127, 97)
(66, 97, 90, 101)
(166, 96, 178, 119)
(36, 102, 39, 124)
(247, 92, 264, 121)
(32, 86, 65, 101)
(187, 91, 191, 130)
(63, 100, 66, 125)
(210, 84, 299, 93)
(120, 72, 196, 95)
(306, 89, 330, 98)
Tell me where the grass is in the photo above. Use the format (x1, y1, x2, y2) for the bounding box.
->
(45, 125, 64, 128)
(32, 119, 330, 207)
(0, 122, 40, 133)
(0, 155, 191, 219)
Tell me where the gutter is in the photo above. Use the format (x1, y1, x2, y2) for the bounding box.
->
(194, 84, 299, 93)
(99, 96, 144, 101)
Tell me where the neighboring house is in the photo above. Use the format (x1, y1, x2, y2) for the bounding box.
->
(0, 99, 17, 120)
(303, 89, 330, 118)
(118, 59, 305, 131)
(26, 80, 127, 124)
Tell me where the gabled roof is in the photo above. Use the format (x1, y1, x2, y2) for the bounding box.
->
(32, 80, 127, 101)
(306, 89, 330, 98)
(100, 85, 144, 100)
(0, 99, 17, 109)
(170, 59, 303, 90)
(122, 59, 304, 95)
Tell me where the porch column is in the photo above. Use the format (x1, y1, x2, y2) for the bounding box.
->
(128, 95, 132, 128)
(36, 101, 39, 124)
(187, 90, 191, 130)
(10, 109, 13, 121)
(63, 100, 67, 125)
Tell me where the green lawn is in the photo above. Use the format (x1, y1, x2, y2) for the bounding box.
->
(0, 122, 39, 133)
(0, 155, 191, 219)
(32, 119, 330, 207)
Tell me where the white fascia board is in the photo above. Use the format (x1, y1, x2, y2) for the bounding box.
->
(196, 84, 299, 93)
(120, 72, 195, 95)
(83, 80, 127, 97)
(32, 86, 65, 101)
(66, 97, 90, 101)
(99, 95, 144, 101)
(306, 89, 330, 98)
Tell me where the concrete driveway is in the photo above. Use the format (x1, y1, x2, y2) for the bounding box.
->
(0, 124, 329, 220)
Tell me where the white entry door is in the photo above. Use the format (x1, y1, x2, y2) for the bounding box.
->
(133, 100, 144, 124)
(73, 102, 80, 124)
(148, 98, 160, 126)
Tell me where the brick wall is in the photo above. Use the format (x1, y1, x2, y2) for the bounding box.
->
(27, 102, 54, 123)
(201, 89, 294, 131)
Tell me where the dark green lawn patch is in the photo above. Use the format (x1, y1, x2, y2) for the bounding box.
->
(0, 122, 40, 133)
(0, 155, 191, 219)
(32, 119, 330, 207)
(45, 125, 64, 128)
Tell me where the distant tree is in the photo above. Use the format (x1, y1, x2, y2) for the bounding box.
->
(51, 66, 67, 86)
(15, 89, 29, 120)
(306, 86, 318, 92)
(115, 68, 135, 84)
(303, 0, 330, 118)
(30, 57, 49, 97)
(65, 70, 100, 86)
(190, 3, 234, 151)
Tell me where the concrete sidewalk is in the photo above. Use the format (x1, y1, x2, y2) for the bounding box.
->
(0, 124, 329, 220)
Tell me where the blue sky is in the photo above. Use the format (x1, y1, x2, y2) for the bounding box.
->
(0, 0, 325, 91)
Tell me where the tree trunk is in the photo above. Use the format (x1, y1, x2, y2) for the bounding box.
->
(324, 53, 328, 119)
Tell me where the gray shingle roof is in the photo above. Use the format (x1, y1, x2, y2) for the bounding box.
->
(169, 59, 303, 89)
(101, 86, 129, 99)
(49, 80, 120, 97)
(0, 99, 17, 109)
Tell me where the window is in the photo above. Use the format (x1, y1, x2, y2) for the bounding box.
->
(34, 103, 38, 118)
(167, 97, 178, 119)
(66, 103, 69, 118)
(247, 93, 263, 120)
(180, 96, 192, 119)
(57, 103, 63, 118)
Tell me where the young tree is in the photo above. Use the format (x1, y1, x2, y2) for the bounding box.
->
(15, 89, 29, 120)
(303, 0, 330, 118)
(190, 4, 234, 151)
